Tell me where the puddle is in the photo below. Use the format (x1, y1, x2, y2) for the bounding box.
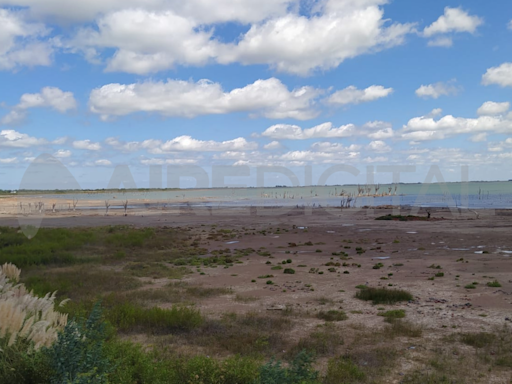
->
(372, 256, 391, 260)
(477, 246, 486, 248)
(500, 250, 512, 254)
(359, 229, 372, 232)
(406, 231, 417, 234)
(449, 248, 470, 251)
(474, 251, 484, 254)
(341, 224, 354, 227)
(225, 241, 239, 244)
(326, 231, 335, 233)
(298, 226, 307, 230)
(272, 236, 280, 238)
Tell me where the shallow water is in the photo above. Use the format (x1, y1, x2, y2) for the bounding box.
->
(22, 181, 512, 209)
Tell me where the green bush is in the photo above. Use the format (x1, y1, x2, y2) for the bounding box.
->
(378, 309, 406, 319)
(283, 268, 295, 275)
(317, 310, 348, 322)
(486, 280, 502, 287)
(324, 356, 365, 384)
(45, 302, 111, 384)
(355, 287, 413, 305)
(255, 350, 319, 384)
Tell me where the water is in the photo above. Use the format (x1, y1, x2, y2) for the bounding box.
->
(21, 181, 512, 209)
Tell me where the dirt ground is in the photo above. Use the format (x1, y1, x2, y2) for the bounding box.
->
(2, 197, 511, 336)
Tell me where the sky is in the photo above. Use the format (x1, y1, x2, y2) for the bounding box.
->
(1, 0, 512, 189)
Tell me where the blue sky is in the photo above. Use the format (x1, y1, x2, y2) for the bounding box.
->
(1, 0, 512, 189)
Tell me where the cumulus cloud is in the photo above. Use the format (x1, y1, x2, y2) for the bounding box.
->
(366, 140, 391, 153)
(140, 158, 199, 165)
(0, 110, 26, 126)
(105, 135, 258, 154)
(0, 9, 52, 70)
(218, 0, 414, 75)
(16, 87, 77, 112)
(73, 140, 102, 151)
(400, 110, 512, 142)
(261, 121, 394, 140)
(262, 122, 356, 140)
(482, 63, 512, 87)
(89, 78, 320, 120)
(0, 129, 47, 147)
(152, 136, 257, 153)
(424, 7, 483, 37)
(326, 85, 393, 106)
(94, 159, 112, 166)
(1, 87, 77, 126)
(310, 142, 361, 152)
(53, 149, 71, 158)
(263, 141, 282, 150)
(62, 0, 414, 75)
(415, 81, 459, 99)
(477, 101, 510, 116)
(278, 149, 360, 164)
(1, 0, 294, 24)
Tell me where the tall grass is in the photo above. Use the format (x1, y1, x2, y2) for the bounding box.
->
(106, 302, 204, 333)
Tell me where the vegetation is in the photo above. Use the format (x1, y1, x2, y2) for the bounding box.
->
(355, 287, 413, 305)
(1, 223, 510, 383)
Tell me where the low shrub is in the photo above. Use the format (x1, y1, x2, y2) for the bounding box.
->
(355, 287, 413, 305)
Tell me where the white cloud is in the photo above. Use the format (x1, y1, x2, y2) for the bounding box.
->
(105, 137, 141, 152)
(94, 159, 112, 166)
(508, 20, 512, 30)
(1, 0, 295, 24)
(0, 110, 26, 126)
(0, 129, 47, 147)
(0, 157, 17, 164)
(400, 110, 512, 142)
(218, 1, 414, 75)
(368, 127, 394, 139)
(155, 136, 257, 153)
(263, 141, 282, 150)
(140, 158, 199, 165)
(64, 1, 414, 75)
(53, 149, 72, 158)
(310, 142, 361, 152)
(17, 87, 77, 112)
(424, 7, 483, 37)
(261, 121, 394, 140)
(482, 63, 512, 87)
(477, 101, 510, 116)
(366, 140, 391, 153)
(73, 140, 102, 151)
(415, 81, 459, 99)
(104, 135, 258, 155)
(278, 149, 360, 164)
(427, 36, 453, 47)
(0, 9, 52, 70)
(1, 87, 77, 126)
(326, 85, 393, 106)
(262, 122, 356, 140)
(89, 78, 321, 120)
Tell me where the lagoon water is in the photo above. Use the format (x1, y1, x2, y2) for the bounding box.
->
(32, 181, 512, 210)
